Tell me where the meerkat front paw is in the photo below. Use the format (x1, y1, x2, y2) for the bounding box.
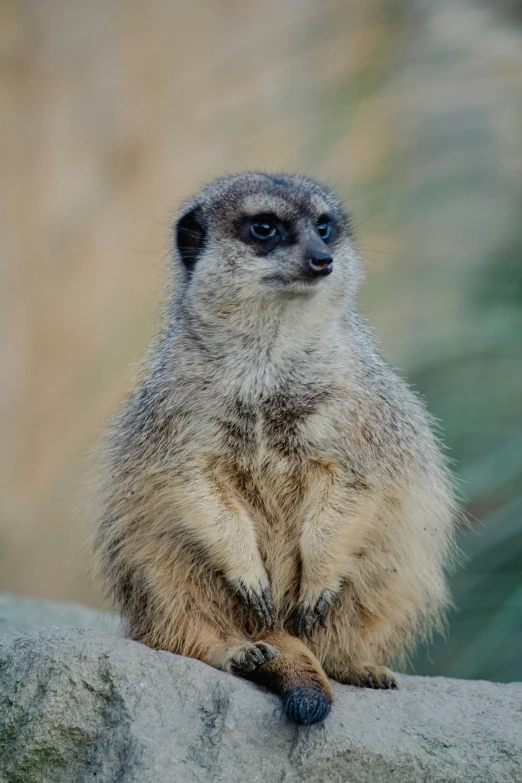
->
(225, 641, 277, 675)
(233, 579, 274, 630)
(293, 588, 338, 642)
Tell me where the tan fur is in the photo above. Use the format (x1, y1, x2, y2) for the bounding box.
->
(93, 173, 458, 722)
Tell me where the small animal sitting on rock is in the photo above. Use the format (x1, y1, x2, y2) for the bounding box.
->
(94, 172, 457, 724)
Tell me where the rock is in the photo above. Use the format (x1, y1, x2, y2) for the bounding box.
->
(0, 598, 521, 782)
(0, 592, 120, 638)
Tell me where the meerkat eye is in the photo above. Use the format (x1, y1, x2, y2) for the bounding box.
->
(316, 217, 331, 241)
(250, 218, 278, 240)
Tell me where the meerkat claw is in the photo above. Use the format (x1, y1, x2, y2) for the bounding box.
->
(228, 642, 277, 675)
(296, 590, 336, 641)
(315, 593, 333, 628)
(234, 580, 274, 629)
(296, 603, 318, 642)
(261, 586, 274, 623)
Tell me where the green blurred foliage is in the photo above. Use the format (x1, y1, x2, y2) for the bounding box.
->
(407, 225, 522, 682)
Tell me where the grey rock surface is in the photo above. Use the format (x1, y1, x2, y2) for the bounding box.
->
(0, 592, 120, 638)
(0, 598, 521, 782)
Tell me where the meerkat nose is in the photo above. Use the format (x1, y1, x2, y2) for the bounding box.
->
(308, 250, 333, 277)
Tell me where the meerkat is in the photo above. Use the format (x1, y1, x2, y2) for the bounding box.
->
(94, 172, 457, 724)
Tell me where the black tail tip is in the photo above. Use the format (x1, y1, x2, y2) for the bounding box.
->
(283, 686, 332, 724)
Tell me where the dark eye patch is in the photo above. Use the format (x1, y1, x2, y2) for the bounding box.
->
(236, 213, 295, 254)
(315, 213, 336, 243)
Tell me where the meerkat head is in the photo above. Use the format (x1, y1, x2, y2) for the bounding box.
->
(172, 172, 361, 319)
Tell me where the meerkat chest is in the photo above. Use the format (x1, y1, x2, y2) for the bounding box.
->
(216, 378, 332, 455)
(210, 378, 338, 514)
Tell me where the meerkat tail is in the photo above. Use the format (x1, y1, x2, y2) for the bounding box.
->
(249, 631, 333, 724)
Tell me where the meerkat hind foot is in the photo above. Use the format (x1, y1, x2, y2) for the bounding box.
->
(336, 663, 398, 690)
(225, 641, 277, 676)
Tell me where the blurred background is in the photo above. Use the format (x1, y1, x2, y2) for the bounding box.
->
(1, 0, 521, 682)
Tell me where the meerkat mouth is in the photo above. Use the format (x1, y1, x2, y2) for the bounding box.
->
(261, 273, 326, 291)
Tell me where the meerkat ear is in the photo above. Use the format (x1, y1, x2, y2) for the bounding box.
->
(175, 206, 206, 273)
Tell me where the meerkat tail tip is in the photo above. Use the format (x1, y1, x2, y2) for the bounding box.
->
(283, 686, 332, 724)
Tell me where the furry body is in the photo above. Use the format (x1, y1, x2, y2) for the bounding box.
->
(95, 173, 457, 723)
